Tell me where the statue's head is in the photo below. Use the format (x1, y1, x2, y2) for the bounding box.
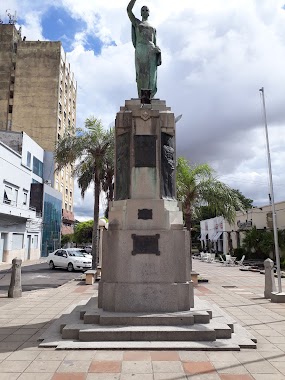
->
(141, 6, 150, 21)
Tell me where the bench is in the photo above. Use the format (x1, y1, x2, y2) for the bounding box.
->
(85, 270, 97, 285)
(191, 271, 199, 286)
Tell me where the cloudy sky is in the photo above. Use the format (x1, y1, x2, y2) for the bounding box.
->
(1, 0, 285, 220)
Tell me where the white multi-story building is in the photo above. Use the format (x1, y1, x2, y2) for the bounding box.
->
(0, 136, 42, 262)
(0, 131, 63, 262)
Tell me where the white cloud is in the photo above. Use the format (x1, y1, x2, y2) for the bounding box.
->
(4, 0, 285, 219)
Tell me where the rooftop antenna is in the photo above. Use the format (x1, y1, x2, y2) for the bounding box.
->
(6, 10, 17, 25)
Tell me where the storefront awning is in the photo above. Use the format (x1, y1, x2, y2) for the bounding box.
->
(212, 231, 223, 242)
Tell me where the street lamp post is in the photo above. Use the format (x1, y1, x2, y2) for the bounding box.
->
(259, 87, 282, 294)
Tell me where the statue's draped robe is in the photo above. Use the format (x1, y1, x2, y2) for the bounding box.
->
(132, 19, 161, 98)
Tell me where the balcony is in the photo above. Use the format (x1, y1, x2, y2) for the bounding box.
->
(62, 209, 75, 224)
(0, 200, 37, 220)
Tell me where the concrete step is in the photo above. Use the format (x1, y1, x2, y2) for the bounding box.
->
(63, 321, 232, 341)
(82, 310, 210, 326)
(55, 340, 241, 351)
(78, 325, 219, 342)
(84, 313, 197, 326)
(84, 312, 100, 324)
(98, 314, 195, 326)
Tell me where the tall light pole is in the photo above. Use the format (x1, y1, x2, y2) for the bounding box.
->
(259, 87, 282, 293)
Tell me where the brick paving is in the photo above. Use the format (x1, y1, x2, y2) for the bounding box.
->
(0, 260, 284, 379)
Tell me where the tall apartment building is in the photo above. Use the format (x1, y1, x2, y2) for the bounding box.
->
(0, 23, 76, 234)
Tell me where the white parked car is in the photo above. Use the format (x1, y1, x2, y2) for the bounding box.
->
(83, 245, 92, 254)
(67, 248, 92, 260)
(48, 248, 92, 272)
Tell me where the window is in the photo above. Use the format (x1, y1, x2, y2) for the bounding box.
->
(9, 105, 13, 113)
(23, 192, 28, 205)
(3, 184, 18, 206)
(12, 234, 24, 250)
(3, 185, 13, 204)
(34, 235, 38, 249)
(15, 189, 18, 205)
(32, 157, 43, 177)
(26, 151, 31, 168)
(65, 202, 67, 210)
(69, 204, 72, 211)
(65, 188, 68, 195)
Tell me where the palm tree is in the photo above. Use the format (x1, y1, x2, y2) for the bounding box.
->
(54, 117, 114, 269)
(176, 157, 244, 254)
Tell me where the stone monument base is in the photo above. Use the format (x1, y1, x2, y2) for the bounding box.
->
(271, 292, 285, 303)
(38, 295, 257, 351)
(99, 225, 193, 312)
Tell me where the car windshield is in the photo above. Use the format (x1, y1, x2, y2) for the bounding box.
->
(67, 250, 86, 257)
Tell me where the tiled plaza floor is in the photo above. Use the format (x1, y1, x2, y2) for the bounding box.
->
(0, 260, 284, 379)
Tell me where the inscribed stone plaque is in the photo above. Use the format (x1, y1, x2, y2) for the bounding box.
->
(134, 135, 156, 167)
(138, 209, 153, 220)
(131, 234, 160, 255)
(115, 132, 130, 200)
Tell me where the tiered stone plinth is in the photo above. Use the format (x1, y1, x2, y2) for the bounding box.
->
(98, 99, 193, 313)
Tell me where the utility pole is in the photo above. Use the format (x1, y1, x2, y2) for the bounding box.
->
(259, 87, 282, 293)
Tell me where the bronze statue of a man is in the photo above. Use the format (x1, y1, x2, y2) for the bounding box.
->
(127, 0, 162, 98)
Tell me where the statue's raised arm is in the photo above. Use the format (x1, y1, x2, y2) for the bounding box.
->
(127, 1, 162, 99)
(127, 0, 138, 26)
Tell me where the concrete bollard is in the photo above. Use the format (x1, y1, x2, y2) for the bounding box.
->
(264, 258, 276, 299)
(8, 258, 22, 298)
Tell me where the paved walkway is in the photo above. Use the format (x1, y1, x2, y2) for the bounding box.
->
(0, 260, 284, 379)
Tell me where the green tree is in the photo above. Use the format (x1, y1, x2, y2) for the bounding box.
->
(232, 189, 253, 210)
(54, 117, 115, 269)
(61, 234, 74, 247)
(176, 157, 244, 253)
(242, 226, 273, 259)
(242, 227, 285, 261)
(73, 220, 93, 245)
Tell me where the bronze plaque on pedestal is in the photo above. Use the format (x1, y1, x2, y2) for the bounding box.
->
(131, 234, 160, 255)
(134, 135, 156, 167)
(138, 209, 153, 220)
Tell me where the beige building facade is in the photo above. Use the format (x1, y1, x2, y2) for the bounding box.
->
(0, 24, 76, 233)
(200, 201, 285, 256)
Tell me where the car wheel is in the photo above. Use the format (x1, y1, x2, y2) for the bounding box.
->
(49, 261, 55, 270)
(67, 262, 74, 272)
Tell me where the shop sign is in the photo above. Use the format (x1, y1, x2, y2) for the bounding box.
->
(237, 220, 252, 230)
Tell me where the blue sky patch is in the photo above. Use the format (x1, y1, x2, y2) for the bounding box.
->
(41, 6, 105, 53)
(42, 6, 85, 52)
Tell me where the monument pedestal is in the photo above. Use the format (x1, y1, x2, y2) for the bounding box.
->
(51, 98, 256, 350)
(99, 99, 194, 313)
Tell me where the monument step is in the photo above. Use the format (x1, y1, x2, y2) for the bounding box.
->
(54, 340, 241, 351)
(82, 310, 211, 326)
(78, 325, 217, 342)
(61, 323, 232, 342)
